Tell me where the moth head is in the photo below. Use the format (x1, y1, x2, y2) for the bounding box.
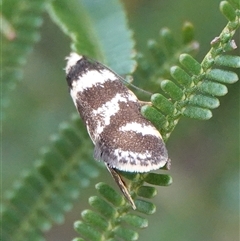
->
(65, 52, 83, 75)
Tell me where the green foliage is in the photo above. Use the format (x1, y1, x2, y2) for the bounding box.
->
(1, 0, 46, 119)
(73, 174, 171, 240)
(2, 114, 101, 241)
(137, 4, 239, 139)
(48, 0, 136, 74)
(1, 0, 239, 241)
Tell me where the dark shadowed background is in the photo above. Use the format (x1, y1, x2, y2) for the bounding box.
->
(3, 0, 239, 240)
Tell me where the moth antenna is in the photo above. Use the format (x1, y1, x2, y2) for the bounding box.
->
(87, 56, 153, 97)
(119, 75, 153, 96)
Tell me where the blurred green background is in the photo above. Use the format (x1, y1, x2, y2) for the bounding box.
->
(3, 0, 239, 240)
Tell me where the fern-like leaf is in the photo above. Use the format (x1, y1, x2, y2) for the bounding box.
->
(1, 114, 102, 241)
(140, 1, 239, 140)
(2, 0, 46, 119)
(134, 22, 199, 92)
(74, 173, 172, 241)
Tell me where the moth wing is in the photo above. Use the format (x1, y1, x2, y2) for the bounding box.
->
(93, 130, 168, 173)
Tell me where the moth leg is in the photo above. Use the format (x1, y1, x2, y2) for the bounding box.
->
(138, 100, 152, 106)
(106, 165, 136, 210)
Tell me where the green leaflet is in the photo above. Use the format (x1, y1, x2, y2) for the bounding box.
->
(189, 94, 220, 109)
(141, 105, 167, 131)
(120, 214, 148, 228)
(151, 93, 175, 115)
(137, 186, 157, 198)
(95, 182, 125, 207)
(179, 54, 202, 75)
(74, 221, 103, 241)
(182, 22, 195, 44)
(220, 1, 237, 22)
(198, 81, 228, 96)
(81, 210, 110, 231)
(206, 69, 238, 84)
(161, 80, 184, 101)
(48, 0, 136, 75)
(170, 66, 192, 87)
(215, 55, 240, 68)
(144, 173, 173, 186)
(183, 106, 213, 120)
(113, 226, 139, 241)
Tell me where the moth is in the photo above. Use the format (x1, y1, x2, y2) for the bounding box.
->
(65, 53, 169, 209)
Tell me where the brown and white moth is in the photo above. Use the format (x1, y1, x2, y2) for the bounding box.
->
(65, 53, 169, 209)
